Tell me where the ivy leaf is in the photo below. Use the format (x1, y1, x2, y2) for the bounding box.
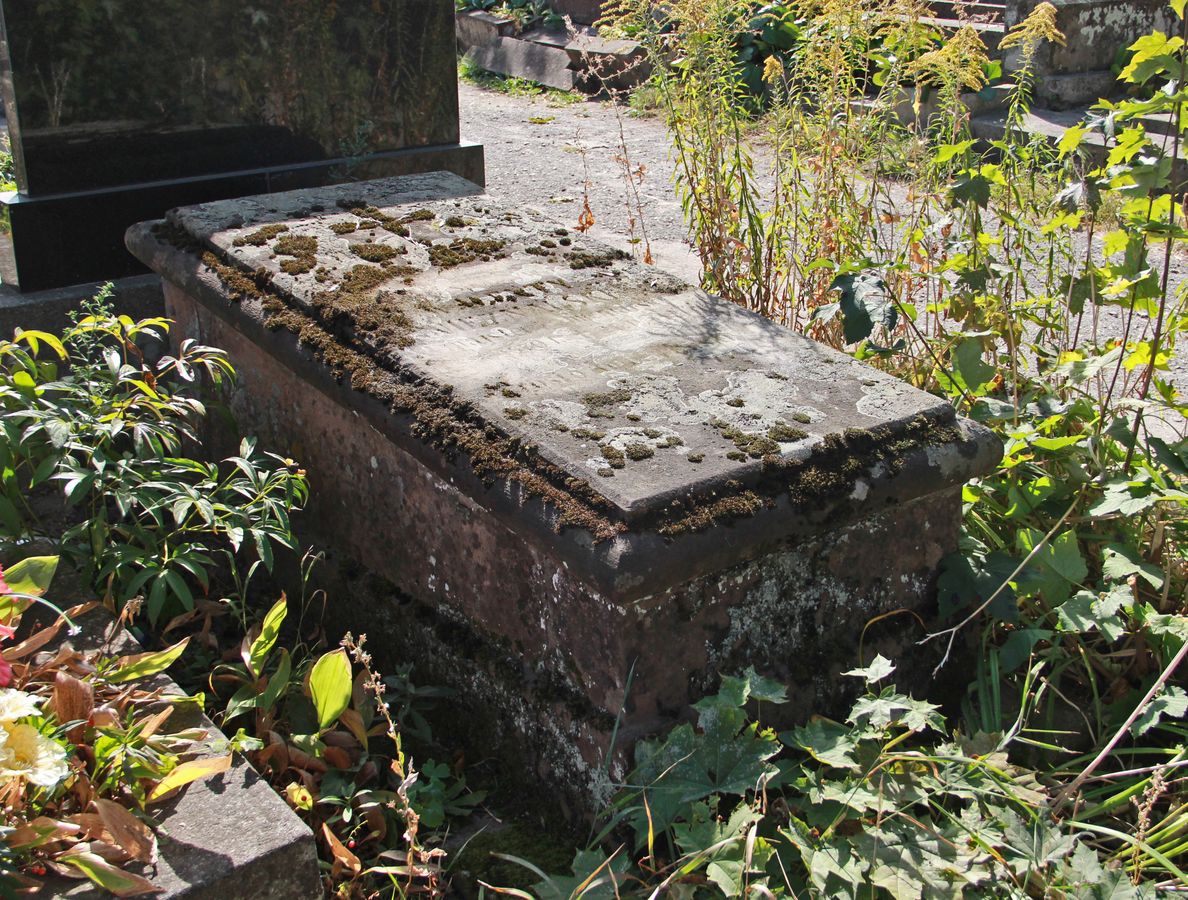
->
(1131, 685, 1188, 736)
(949, 171, 992, 208)
(1091, 479, 1160, 517)
(1056, 592, 1098, 634)
(629, 686, 781, 835)
(1002, 812, 1078, 873)
(781, 718, 860, 769)
(1057, 125, 1087, 158)
(741, 666, 788, 704)
(848, 688, 943, 733)
(830, 272, 898, 345)
(936, 339, 996, 398)
(1102, 543, 1164, 589)
(998, 628, 1051, 673)
(843, 654, 895, 685)
(1015, 528, 1086, 605)
(937, 550, 1020, 623)
(853, 821, 974, 898)
(1120, 32, 1184, 84)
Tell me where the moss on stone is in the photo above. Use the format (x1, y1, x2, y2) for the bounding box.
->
(274, 234, 317, 257)
(452, 824, 577, 893)
(768, 423, 808, 442)
(600, 444, 626, 469)
(625, 443, 654, 461)
(659, 490, 764, 535)
(566, 248, 628, 270)
(280, 258, 315, 276)
(233, 223, 288, 246)
(350, 242, 403, 263)
(428, 238, 507, 268)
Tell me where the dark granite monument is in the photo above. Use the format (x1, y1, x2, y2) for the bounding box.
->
(0, 0, 483, 291)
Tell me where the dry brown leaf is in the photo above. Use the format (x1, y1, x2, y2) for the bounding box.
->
(287, 746, 328, 775)
(51, 671, 95, 743)
(5, 620, 66, 662)
(68, 812, 108, 841)
(58, 847, 161, 897)
(77, 838, 131, 864)
(322, 822, 361, 879)
(6, 816, 80, 849)
(322, 730, 358, 751)
(136, 707, 173, 741)
(323, 745, 352, 770)
(147, 755, 232, 803)
(338, 708, 369, 749)
(93, 799, 158, 865)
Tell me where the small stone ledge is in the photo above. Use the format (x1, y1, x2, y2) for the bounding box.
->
(30, 605, 321, 900)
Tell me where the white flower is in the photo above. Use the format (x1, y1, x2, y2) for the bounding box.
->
(0, 689, 42, 723)
(0, 723, 68, 787)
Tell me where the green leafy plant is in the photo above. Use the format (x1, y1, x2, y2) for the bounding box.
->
(213, 596, 482, 897)
(555, 0, 1188, 894)
(0, 291, 308, 624)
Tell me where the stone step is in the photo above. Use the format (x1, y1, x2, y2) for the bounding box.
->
(969, 106, 1188, 185)
(927, 0, 1005, 21)
(456, 12, 649, 92)
(918, 15, 1005, 53)
(850, 83, 1011, 128)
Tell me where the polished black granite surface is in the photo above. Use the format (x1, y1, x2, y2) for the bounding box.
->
(1, 0, 461, 195)
(0, 0, 482, 291)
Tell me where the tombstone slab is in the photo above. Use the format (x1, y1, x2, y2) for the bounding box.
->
(464, 37, 578, 91)
(126, 172, 1000, 814)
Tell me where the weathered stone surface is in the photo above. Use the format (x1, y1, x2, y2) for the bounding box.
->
(465, 37, 577, 91)
(126, 171, 1001, 813)
(0, 0, 485, 291)
(1, 0, 463, 196)
(550, 0, 604, 25)
(455, 10, 517, 48)
(1006, 0, 1176, 107)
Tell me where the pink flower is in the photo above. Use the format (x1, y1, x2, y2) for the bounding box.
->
(0, 565, 8, 596)
(0, 626, 13, 641)
(0, 658, 13, 689)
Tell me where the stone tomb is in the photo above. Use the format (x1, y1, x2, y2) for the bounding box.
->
(127, 172, 1000, 812)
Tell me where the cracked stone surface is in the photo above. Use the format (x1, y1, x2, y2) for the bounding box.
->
(167, 171, 973, 521)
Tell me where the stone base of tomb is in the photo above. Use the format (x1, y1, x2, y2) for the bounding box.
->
(126, 172, 1000, 816)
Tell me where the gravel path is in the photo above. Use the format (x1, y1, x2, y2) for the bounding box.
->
(458, 82, 701, 280)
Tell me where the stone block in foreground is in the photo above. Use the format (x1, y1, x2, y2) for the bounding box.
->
(33, 604, 321, 899)
(126, 172, 1000, 815)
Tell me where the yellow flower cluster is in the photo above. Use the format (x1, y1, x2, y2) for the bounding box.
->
(0, 689, 68, 788)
